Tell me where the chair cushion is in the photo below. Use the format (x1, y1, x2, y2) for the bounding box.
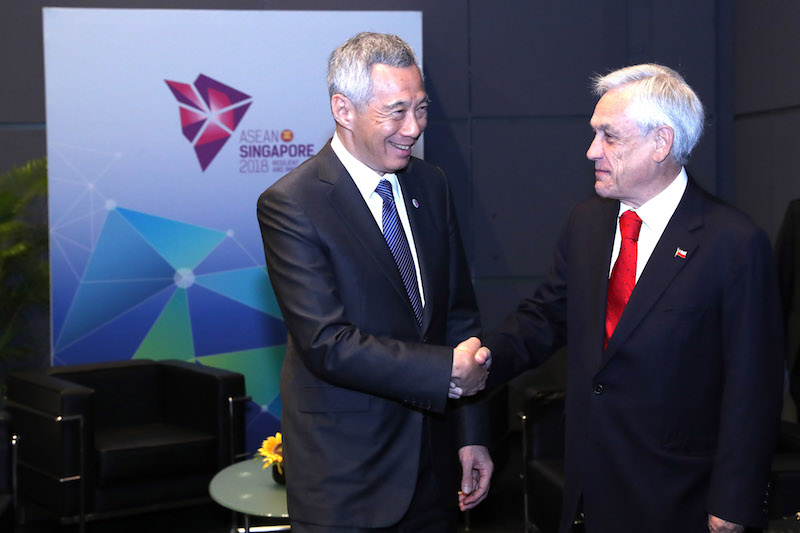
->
(95, 422, 216, 484)
(53, 363, 163, 427)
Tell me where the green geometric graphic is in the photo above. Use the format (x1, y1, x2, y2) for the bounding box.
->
(199, 345, 285, 410)
(133, 288, 195, 361)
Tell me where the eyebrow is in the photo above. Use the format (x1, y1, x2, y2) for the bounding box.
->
(383, 95, 430, 110)
(591, 122, 618, 136)
(383, 101, 408, 110)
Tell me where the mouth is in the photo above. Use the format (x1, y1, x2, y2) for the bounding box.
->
(389, 141, 413, 153)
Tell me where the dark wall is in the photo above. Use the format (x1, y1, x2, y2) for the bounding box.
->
(8, 0, 799, 419)
(463, 1, 727, 328)
(0, 0, 737, 333)
(733, 1, 800, 421)
(734, 1, 800, 241)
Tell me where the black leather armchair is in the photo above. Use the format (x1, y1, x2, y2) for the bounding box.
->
(774, 198, 800, 524)
(0, 409, 15, 532)
(5, 358, 246, 530)
(770, 417, 800, 522)
(520, 387, 566, 533)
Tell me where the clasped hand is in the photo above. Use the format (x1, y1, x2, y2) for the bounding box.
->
(449, 337, 492, 399)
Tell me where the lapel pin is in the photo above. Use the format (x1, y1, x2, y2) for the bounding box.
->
(675, 247, 687, 259)
(412, 199, 419, 208)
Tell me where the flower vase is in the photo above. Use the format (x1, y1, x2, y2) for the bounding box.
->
(272, 464, 285, 485)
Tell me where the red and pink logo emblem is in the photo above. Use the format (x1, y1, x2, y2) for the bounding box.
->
(165, 74, 252, 170)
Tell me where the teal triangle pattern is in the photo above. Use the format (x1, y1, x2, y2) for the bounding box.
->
(83, 209, 175, 281)
(56, 281, 176, 350)
(117, 207, 226, 270)
(196, 267, 283, 319)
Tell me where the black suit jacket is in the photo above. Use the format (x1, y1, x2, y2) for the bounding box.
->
(487, 179, 784, 533)
(257, 142, 485, 527)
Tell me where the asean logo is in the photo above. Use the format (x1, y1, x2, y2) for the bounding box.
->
(165, 74, 252, 171)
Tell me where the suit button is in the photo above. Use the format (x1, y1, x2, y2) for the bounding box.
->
(593, 384, 604, 395)
(423, 336, 429, 343)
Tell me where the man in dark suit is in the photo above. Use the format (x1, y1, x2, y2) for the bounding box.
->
(257, 32, 492, 532)
(479, 64, 784, 533)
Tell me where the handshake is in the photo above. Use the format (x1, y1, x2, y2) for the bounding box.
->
(449, 337, 492, 399)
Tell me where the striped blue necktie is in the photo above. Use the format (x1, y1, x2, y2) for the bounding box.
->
(375, 179, 423, 325)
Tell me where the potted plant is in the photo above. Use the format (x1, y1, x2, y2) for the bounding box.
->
(0, 158, 50, 391)
(257, 432, 285, 484)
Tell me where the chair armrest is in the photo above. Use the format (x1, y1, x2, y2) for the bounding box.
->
(0, 411, 11, 494)
(777, 420, 800, 452)
(159, 360, 248, 465)
(5, 370, 93, 479)
(520, 386, 567, 533)
(6, 370, 93, 418)
(0, 410, 12, 529)
(522, 386, 566, 460)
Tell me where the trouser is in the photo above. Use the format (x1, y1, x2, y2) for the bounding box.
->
(291, 420, 456, 533)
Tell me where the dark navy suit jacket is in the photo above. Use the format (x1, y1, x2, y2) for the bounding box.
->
(487, 179, 784, 533)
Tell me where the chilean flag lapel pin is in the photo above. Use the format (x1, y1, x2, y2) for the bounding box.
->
(675, 247, 687, 259)
(412, 199, 419, 208)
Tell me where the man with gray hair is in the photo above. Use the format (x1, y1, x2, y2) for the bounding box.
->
(479, 64, 784, 532)
(257, 32, 492, 532)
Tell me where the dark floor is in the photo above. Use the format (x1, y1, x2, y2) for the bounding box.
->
(12, 433, 526, 533)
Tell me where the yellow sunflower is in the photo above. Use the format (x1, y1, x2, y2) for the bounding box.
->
(257, 432, 284, 474)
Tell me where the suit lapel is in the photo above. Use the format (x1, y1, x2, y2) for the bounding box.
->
(397, 166, 433, 331)
(585, 200, 620, 369)
(602, 180, 704, 363)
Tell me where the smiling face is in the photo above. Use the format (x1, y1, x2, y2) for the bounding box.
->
(335, 63, 428, 175)
(586, 86, 667, 208)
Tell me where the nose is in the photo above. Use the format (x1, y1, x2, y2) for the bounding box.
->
(400, 112, 423, 139)
(586, 133, 603, 161)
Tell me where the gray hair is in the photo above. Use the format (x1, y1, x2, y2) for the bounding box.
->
(327, 32, 422, 110)
(592, 64, 705, 165)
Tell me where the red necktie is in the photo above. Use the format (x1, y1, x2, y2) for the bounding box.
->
(605, 210, 642, 349)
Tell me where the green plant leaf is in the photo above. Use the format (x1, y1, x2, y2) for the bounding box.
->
(0, 158, 49, 366)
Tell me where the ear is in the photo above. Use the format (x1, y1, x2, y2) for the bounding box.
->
(331, 94, 355, 130)
(652, 125, 674, 163)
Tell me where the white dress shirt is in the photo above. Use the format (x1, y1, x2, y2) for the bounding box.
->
(331, 133, 425, 305)
(609, 168, 688, 282)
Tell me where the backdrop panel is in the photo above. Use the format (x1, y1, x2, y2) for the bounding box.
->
(44, 7, 423, 452)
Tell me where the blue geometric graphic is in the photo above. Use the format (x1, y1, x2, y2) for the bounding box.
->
(52, 207, 286, 450)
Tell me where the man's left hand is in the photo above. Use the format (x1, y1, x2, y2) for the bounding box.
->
(457, 445, 493, 511)
(708, 515, 745, 533)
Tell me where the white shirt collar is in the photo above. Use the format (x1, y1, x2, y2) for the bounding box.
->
(331, 132, 398, 197)
(619, 167, 688, 234)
